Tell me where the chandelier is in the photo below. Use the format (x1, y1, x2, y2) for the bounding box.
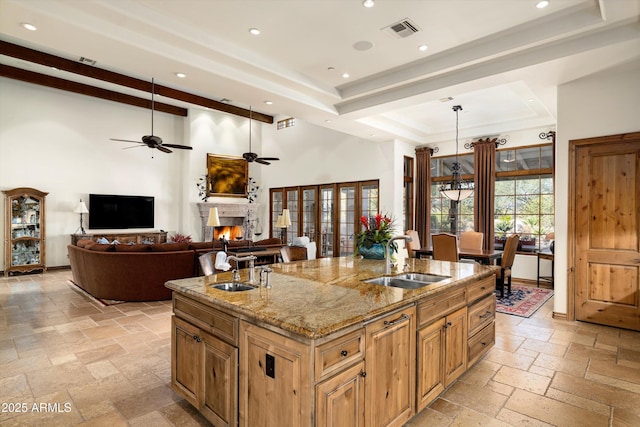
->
(440, 105, 474, 201)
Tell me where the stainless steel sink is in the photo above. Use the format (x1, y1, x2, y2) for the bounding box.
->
(364, 273, 449, 289)
(211, 282, 255, 292)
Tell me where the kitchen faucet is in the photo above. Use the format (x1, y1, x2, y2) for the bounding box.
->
(385, 235, 412, 275)
(226, 254, 257, 282)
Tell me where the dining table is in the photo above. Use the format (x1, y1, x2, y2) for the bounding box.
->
(414, 247, 503, 265)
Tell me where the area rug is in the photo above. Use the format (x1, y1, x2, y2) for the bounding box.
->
(495, 285, 553, 318)
(67, 280, 127, 306)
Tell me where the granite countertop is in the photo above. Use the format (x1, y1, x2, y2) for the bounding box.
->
(165, 256, 497, 340)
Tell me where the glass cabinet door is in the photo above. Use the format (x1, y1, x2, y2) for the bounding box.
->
(3, 187, 47, 276)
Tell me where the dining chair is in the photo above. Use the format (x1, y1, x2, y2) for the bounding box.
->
(496, 234, 520, 297)
(432, 233, 459, 262)
(280, 246, 308, 262)
(198, 251, 216, 276)
(405, 230, 421, 257)
(459, 231, 484, 251)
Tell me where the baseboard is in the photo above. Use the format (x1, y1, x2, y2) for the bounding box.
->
(552, 312, 567, 320)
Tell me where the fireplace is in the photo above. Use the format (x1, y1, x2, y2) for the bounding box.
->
(214, 225, 244, 241)
(197, 202, 259, 242)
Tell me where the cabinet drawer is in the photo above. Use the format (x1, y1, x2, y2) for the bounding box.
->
(174, 294, 238, 345)
(468, 322, 495, 366)
(467, 276, 495, 303)
(314, 328, 365, 381)
(468, 294, 495, 337)
(417, 286, 466, 327)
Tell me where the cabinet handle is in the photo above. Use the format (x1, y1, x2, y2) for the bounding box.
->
(383, 314, 409, 328)
(482, 342, 487, 347)
(444, 321, 452, 329)
(360, 371, 367, 378)
(193, 335, 202, 343)
(479, 310, 493, 319)
(341, 350, 348, 357)
(480, 286, 486, 290)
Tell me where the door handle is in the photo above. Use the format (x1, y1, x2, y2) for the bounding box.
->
(383, 314, 409, 328)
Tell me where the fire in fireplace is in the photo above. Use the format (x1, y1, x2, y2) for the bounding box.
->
(214, 226, 244, 241)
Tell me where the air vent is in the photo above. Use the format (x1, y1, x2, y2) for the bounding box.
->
(382, 18, 420, 39)
(79, 57, 96, 66)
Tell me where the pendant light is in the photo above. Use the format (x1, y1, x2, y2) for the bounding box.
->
(440, 105, 474, 201)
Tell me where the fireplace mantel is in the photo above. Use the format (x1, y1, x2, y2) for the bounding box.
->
(197, 202, 259, 241)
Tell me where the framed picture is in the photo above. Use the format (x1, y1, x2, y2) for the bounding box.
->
(206, 154, 248, 197)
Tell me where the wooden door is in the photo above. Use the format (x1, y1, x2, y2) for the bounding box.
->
(320, 185, 336, 257)
(239, 321, 311, 427)
(443, 307, 468, 386)
(171, 316, 200, 407)
(338, 183, 357, 256)
(574, 133, 640, 331)
(416, 317, 445, 412)
(365, 306, 415, 427)
(201, 331, 238, 427)
(315, 361, 366, 427)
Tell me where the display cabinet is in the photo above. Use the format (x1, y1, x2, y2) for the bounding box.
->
(3, 187, 48, 276)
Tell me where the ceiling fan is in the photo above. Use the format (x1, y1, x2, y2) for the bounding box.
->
(110, 78, 193, 154)
(242, 107, 279, 165)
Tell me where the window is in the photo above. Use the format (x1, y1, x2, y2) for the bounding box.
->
(430, 153, 474, 235)
(495, 144, 554, 252)
(428, 143, 554, 253)
(403, 156, 414, 231)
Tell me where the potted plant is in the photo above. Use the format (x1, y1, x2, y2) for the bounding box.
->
(494, 216, 513, 249)
(355, 213, 396, 259)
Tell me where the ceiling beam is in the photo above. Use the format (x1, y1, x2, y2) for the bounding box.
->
(1, 64, 188, 116)
(0, 40, 273, 124)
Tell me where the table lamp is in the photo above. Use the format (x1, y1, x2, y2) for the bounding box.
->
(207, 207, 224, 250)
(74, 199, 89, 235)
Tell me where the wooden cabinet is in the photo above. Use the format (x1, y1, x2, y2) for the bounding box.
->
(466, 276, 496, 365)
(316, 361, 366, 427)
(171, 295, 239, 427)
(416, 306, 467, 412)
(365, 306, 416, 427)
(70, 231, 167, 245)
(3, 187, 47, 276)
(239, 320, 312, 427)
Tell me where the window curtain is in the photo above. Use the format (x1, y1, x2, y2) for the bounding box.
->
(472, 138, 496, 251)
(415, 147, 433, 249)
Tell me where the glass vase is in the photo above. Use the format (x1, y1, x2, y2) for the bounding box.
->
(358, 243, 386, 260)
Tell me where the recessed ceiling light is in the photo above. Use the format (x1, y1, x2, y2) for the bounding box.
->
(536, 1, 549, 9)
(325, 120, 332, 123)
(362, 0, 375, 8)
(175, 72, 186, 78)
(342, 73, 350, 79)
(418, 44, 428, 52)
(370, 133, 376, 137)
(20, 22, 37, 31)
(353, 41, 373, 51)
(249, 28, 261, 35)
(264, 100, 273, 105)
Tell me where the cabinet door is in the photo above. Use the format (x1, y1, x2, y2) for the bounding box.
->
(316, 361, 365, 427)
(240, 321, 311, 427)
(365, 306, 415, 427)
(201, 331, 238, 427)
(171, 316, 201, 407)
(444, 307, 468, 386)
(416, 317, 445, 412)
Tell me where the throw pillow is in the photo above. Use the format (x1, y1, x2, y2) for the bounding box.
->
(76, 239, 93, 248)
(96, 237, 109, 244)
(115, 244, 151, 252)
(87, 243, 115, 252)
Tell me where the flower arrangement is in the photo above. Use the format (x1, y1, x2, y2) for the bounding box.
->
(169, 233, 192, 243)
(354, 213, 397, 255)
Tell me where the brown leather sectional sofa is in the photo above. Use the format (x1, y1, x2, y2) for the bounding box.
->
(67, 238, 282, 302)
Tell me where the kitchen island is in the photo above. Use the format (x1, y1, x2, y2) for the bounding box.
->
(166, 256, 497, 427)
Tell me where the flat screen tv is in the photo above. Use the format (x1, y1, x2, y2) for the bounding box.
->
(88, 194, 154, 229)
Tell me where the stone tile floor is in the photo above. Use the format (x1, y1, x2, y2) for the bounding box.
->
(1, 270, 638, 426)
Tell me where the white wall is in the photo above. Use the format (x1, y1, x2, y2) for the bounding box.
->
(0, 79, 264, 268)
(555, 59, 640, 315)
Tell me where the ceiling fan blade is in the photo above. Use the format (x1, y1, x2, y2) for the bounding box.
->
(255, 158, 271, 165)
(157, 145, 172, 153)
(258, 157, 279, 161)
(162, 143, 193, 150)
(123, 145, 146, 150)
(110, 138, 142, 144)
